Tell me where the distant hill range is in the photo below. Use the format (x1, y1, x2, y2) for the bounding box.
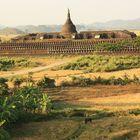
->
(16, 25, 86, 33)
(15, 18, 140, 33)
(0, 27, 25, 35)
(1, 18, 140, 34)
(88, 18, 140, 30)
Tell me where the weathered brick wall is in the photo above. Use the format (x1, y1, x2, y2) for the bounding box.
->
(0, 39, 139, 56)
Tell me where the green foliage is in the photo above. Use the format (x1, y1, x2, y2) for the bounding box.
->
(0, 78, 8, 87)
(71, 76, 93, 86)
(13, 86, 51, 113)
(93, 37, 140, 51)
(37, 76, 56, 88)
(0, 78, 9, 96)
(11, 78, 23, 88)
(112, 130, 138, 140)
(60, 55, 140, 72)
(60, 75, 140, 87)
(129, 109, 140, 116)
(0, 78, 51, 139)
(0, 129, 10, 140)
(94, 42, 123, 51)
(0, 57, 37, 71)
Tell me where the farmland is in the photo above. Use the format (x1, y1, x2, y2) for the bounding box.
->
(1, 55, 140, 140)
(10, 85, 140, 140)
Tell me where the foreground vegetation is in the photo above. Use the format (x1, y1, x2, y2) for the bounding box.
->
(0, 57, 37, 71)
(0, 75, 138, 139)
(0, 75, 140, 140)
(1, 54, 140, 139)
(59, 74, 140, 87)
(57, 55, 140, 72)
(10, 85, 140, 140)
(0, 77, 51, 139)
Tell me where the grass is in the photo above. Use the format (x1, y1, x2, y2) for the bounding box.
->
(1, 55, 140, 89)
(0, 35, 19, 42)
(10, 85, 140, 140)
(0, 57, 38, 71)
(131, 30, 140, 36)
(0, 55, 78, 74)
(11, 120, 79, 140)
(10, 116, 140, 140)
(57, 55, 140, 72)
(48, 85, 140, 111)
(2, 55, 140, 139)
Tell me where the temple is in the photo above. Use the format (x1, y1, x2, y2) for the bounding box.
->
(0, 9, 138, 56)
(61, 9, 77, 38)
(11, 9, 136, 42)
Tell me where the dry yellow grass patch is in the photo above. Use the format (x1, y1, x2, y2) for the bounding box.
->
(49, 85, 140, 111)
(29, 68, 140, 86)
(0, 56, 78, 77)
(78, 93, 140, 111)
(131, 30, 140, 36)
(0, 35, 19, 41)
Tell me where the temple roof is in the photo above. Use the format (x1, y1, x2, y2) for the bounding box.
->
(61, 9, 77, 35)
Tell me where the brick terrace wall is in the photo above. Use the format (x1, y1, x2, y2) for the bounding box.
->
(0, 39, 140, 56)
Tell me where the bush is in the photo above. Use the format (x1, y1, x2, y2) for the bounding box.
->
(37, 77, 56, 88)
(59, 75, 140, 87)
(0, 129, 10, 140)
(0, 84, 51, 138)
(59, 55, 140, 72)
(0, 57, 37, 71)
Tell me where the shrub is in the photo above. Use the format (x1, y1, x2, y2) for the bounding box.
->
(0, 83, 51, 138)
(0, 129, 10, 140)
(37, 77, 56, 88)
(12, 78, 24, 88)
(0, 57, 37, 71)
(59, 75, 140, 87)
(59, 55, 140, 72)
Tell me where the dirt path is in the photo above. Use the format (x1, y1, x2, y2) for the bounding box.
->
(0, 61, 68, 78)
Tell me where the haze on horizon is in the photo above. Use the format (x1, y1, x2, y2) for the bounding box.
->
(0, 0, 140, 26)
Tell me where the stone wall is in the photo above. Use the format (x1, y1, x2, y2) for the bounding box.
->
(0, 39, 139, 56)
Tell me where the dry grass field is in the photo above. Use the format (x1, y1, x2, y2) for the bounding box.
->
(29, 67, 140, 86)
(130, 30, 140, 36)
(11, 116, 140, 140)
(48, 85, 140, 111)
(0, 35, 19, 41)
(11, 85, 140, 140)
(5, 67, 140, 88)
(1, 55, 140, 140)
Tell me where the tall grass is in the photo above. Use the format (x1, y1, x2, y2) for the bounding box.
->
(0, 57, 37, 71)
(59, 55, 140, 72)
(59, 75, 140, 87)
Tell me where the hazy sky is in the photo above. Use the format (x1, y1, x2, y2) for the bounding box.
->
(0, 0, 140, 26)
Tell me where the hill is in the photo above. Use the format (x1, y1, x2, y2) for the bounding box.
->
(15, 18, 140, 33)
(88, 18, 140, 30)
(1, 18, 140, 33)
(16, 25, 86, 33)
(0, 27, 25, 35)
